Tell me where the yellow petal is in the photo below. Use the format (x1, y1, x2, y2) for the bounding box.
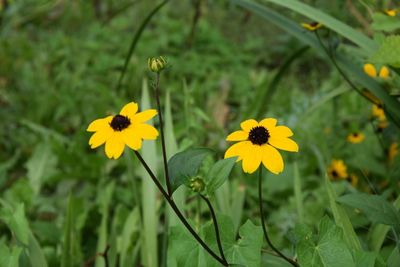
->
(120, 102, 138, 119)
(241, 144, 262, 174)
(135, 124, 159, 140)
(105, 133, 125, 159)
(259, 118, 277, 130)
(379, 66, 390, 79)
(224, 141, 251, 161)
(269, 126, 293, 138)
(269, 137, 299, 152)
(226, 130, 248, 141)
(89, 128, 113, 148)
(363, 63, 377, 77)
(121, 129, 142, 150)
(240, 119, 258, 132)
(261, 144, 284, 174)
(87, 116, 113, 132)
(133, 109, 158, 123)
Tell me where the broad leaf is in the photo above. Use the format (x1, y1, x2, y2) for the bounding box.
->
(371, 13, 400, 32)
(370, 35, 400, 67)
(337, 193, 400, 227)
(205, 157, 237, 194)
(168, 148, 213, 193)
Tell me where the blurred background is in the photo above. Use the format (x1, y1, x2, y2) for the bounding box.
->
(0, 0, 399, 266)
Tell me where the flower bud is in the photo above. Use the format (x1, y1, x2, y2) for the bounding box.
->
(148, 56, 167, 73)
(189, 177, 206, 193)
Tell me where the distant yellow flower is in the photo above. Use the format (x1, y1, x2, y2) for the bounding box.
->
(377, 120, 388, 132)
(347, 174, 358, 186)
(87, 102, 159, 159)
(224, 118, 298, 174)
(372, 104, 386, 121)
(301, 22, 322, 31)
(384, 9, 397, 16)
(363, 63, 390, 79)
(388, 142, 398, 163)
(347, 132, 365, 144)
(327, 159, 348, 180)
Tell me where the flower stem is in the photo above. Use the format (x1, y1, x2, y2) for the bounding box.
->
(258, 168, 299, 267)
(200, 194, 227, 263)
(153, 73, 173, 196)
(134, 151, 228, 266)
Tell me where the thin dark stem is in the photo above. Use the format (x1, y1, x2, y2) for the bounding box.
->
(134, 151, 227, 266)
(314, 31, 374, 104)
(153, 73, 173, 196)
(200, 194, 227, 263)
(258, 168, 299, 267)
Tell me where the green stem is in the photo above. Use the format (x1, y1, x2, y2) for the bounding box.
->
(200, 194, 227, 263)
(258, 168, 299, 267)
(134, 151, 228, 266)
(153, 73, 173, 196)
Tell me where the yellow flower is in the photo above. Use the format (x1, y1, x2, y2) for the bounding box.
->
(347, 174, 358, 186)
(372, 104, 386, 121)
(388, 142, 398, 163)
(363, 63, 390, 79)
(87, 102, 159, 159)
(347, 132, 365, 144)
(384, 9, 397, 16)
(377, 120, 388, 132)
(224, 118, 299, 174)
(327, 159, 348, 180)
(301, 22, 322, 31)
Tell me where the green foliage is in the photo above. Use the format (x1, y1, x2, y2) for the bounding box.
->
(371, 13, 400, 32)
(205, 157, 237, 195)
(370, 35, 400, 67)
(168, 148, 213, 193)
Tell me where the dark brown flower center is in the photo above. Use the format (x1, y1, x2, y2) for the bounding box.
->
(248, 126, 270, 145)
(310, 22, 319, 27)
(110, 115, 130, 131)
(331, 170, 338, 178)
(352, 133, 359, 137)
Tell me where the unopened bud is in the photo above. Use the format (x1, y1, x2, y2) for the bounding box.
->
(189, 177, 206, 193)
(148, 56, 167, 73)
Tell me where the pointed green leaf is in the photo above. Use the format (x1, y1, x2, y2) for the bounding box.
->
(206, 157, 237, 194)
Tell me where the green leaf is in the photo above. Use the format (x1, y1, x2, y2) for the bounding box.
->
(387, 247, 400, 267)
(205, 157, 237, 194)
(371, 13, 400, 32)
(25, 142, 57, 195)
(296, 216, 356, 267)
(370, 35, 400, 67)
(353, 251, 376, 267)
(337, 193, 400, 227)
(168, 215, 263, 267)
(255, 0, 377, 53)
(325, 177, 362, 251)
(168, 148, 213, 193)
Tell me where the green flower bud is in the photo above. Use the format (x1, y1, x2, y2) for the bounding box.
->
(148, 56, 167, 73)
(189, 177, 206, 193)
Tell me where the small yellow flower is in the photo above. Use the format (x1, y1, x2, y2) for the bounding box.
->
(148, 56, 167, 73)
(347, 132, 365, 144)
(87, 102, 159, 159)
(347, 174, 358, 186)
(384, 9, 397, 16)
(224, 118, 298, 174)
(301, 22, 322, 31)
(372, 104, 386, 121)
(327, 159, 348, 180)
(388, 142, 398, 163)
(363, 63, 390, 79)
(377, 120, 389, 132)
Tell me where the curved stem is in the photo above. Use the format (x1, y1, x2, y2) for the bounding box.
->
(200, 194, 227, 263)
(153, 73, 173, 196)
(258, 168, 299, 267)
(134, 151, 228, 266)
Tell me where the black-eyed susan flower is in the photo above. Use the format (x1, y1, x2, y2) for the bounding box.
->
(363, 63, 390, 79)
(327, 159, 348, 180)
(384, 9, 397, 17)
(377, 120, 389, 133)
(389, 142, 398, 163)
(301, 22, 322, 31)
(347, 174, 358, 186)
(347, 132, 365, 144)
(372, 104, 386, 121)
(301, 21, 322, 32)
(224, 118, 298, 174)
(87, 102, 159, 159)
